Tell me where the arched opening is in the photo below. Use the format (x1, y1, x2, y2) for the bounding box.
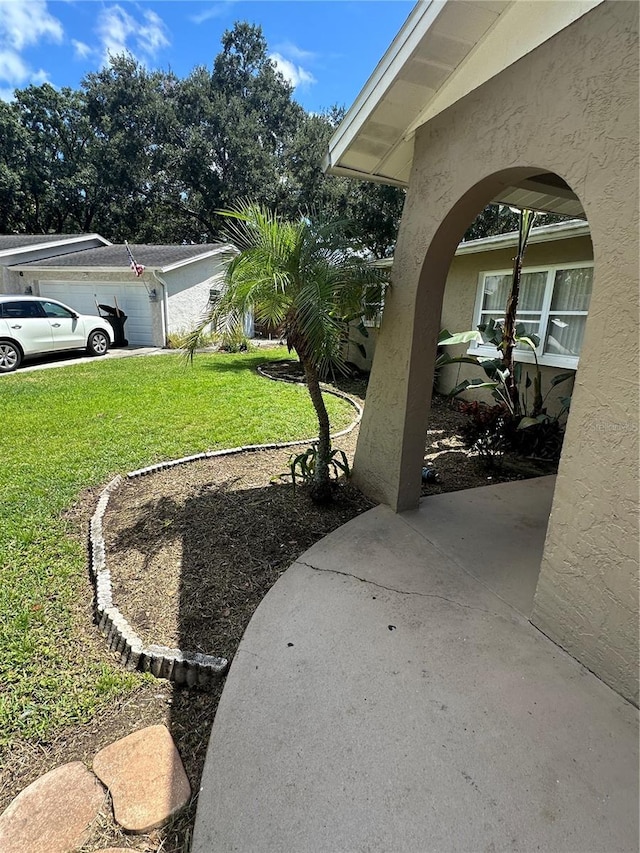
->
(401, 167, 593, 617)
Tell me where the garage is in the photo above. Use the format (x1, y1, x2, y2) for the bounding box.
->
(39, 281, 155, 346)
(2, 240, 232, 349)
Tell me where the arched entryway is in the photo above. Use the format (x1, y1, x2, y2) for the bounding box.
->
(357, 167, 593, 618)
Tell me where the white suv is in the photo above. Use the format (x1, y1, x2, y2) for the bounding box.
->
(0, 295, 115, 373)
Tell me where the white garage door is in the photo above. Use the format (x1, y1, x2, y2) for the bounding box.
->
(39, 281, 156, 346)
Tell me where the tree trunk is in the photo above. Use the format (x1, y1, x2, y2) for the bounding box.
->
(501, 209, 535, 417)
(301, 356, 333, 504)
(502, 255, 522, 415)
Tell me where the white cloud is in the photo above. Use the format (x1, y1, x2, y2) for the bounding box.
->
(273, 41, 317, 64)
(0, 49, 29, 84)
(96, 4, 169, 65)
(0, 0, 63, 51)
(190, 3, 235, 26)
(138, 10, 169, 54)
(0, 0, 62, 93)
(72, 39, 92, 60)
(270, 53, 316, 89)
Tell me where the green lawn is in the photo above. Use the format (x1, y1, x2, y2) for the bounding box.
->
(0, 349, 354, 749)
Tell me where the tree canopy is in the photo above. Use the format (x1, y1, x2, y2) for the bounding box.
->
(0, 20, 566, 251)
(0, 22, 405, 256)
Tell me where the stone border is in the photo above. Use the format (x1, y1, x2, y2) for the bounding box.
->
(89, 377, 363, 686)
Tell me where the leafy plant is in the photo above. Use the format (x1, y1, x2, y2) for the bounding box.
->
(282, 445, 351, 494)
(438, 320, 573, 418)
(436, 207, 575, 464)
(217, 326, 251, 353)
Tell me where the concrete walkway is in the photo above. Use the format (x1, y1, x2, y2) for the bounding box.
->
(192, 477, 638, 853)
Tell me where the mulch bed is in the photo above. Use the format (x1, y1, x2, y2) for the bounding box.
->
(104, 455, 374, 659)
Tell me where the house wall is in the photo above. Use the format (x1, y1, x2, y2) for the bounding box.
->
(438, 235, 594, 416)
(163, 254, 225, 337)
(345, 323, 379, 371)
(353, 1, 639, 703)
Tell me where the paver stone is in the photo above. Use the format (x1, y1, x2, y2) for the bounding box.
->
(0, 761, 106, 853)
(93, 724, 191, 833)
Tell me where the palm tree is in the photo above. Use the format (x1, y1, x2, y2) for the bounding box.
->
(184, 201, 386, 503)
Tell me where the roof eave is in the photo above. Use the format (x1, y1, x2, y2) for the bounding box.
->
(9, 264, 155, 274)
(0, 233, 111, 259)
(159, 244, 233, 273)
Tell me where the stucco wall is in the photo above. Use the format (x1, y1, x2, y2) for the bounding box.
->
(353, 2, 639, 703)
(162, 253, 256, 338)
(346, 323, 379, 371)
(164, 255, 225, 337)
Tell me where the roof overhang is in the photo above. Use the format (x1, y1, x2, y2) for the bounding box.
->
(0, 234, 111, 265)
(373, 218, 591, 267)
(323, 0, 604, 216)
(10, 244, 234, 275)
(159, 244, 233, 274)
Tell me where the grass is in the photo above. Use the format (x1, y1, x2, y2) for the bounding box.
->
(0, 349, 354, 751)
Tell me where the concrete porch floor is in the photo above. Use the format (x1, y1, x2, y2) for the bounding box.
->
(193, 477, 639, 853)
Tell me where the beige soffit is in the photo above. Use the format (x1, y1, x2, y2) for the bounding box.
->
(323, 0, 604, 202)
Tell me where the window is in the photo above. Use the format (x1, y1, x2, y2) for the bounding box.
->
(41, 300, 75, 319)
(0, 300, 45, 319)
(471, 262, 593, 368)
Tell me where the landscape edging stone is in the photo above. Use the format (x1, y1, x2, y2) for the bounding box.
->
(89, 373, 362, 685)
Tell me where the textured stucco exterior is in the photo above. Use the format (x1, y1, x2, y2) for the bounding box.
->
(162, 254, 226, 337)
(353, 2, 639, 703)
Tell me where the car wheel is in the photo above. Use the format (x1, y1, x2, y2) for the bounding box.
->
(0, 340, 22, 373)
(87, 330, 110, 357)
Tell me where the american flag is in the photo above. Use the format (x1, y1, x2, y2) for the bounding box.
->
(125, 241, 145, 277)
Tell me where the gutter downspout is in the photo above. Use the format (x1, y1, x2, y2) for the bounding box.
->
(152, 270, 170, 347)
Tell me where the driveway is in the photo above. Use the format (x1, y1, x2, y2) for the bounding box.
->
(3, 346, 170, 374)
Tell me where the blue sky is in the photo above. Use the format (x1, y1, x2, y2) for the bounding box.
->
(0, 0, 415, 109)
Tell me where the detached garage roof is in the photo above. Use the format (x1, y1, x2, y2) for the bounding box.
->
(323, 0, 604, 216)
(11, 243, 228, 274)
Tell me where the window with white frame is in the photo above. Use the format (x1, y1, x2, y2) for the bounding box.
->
(470, 262, 593, 368)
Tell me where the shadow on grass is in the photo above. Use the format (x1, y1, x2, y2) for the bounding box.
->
(195, 350, 289, 374)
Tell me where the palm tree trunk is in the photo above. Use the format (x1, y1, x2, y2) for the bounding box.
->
(502, 257, 522, 415)
(301, 357, 333, 503)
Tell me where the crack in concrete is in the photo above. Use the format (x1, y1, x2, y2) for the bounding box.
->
(395, 514, 527, 619)
(297, 561, 495, 614)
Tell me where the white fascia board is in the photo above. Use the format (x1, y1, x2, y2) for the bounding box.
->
(159, 243, 236, 273)
(372, 219, 590, 268)
(322, 0, 445, 174)
(9, 264, 153, 274)
(322, 163, 409, 188)
(0, 233, 111, 262)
